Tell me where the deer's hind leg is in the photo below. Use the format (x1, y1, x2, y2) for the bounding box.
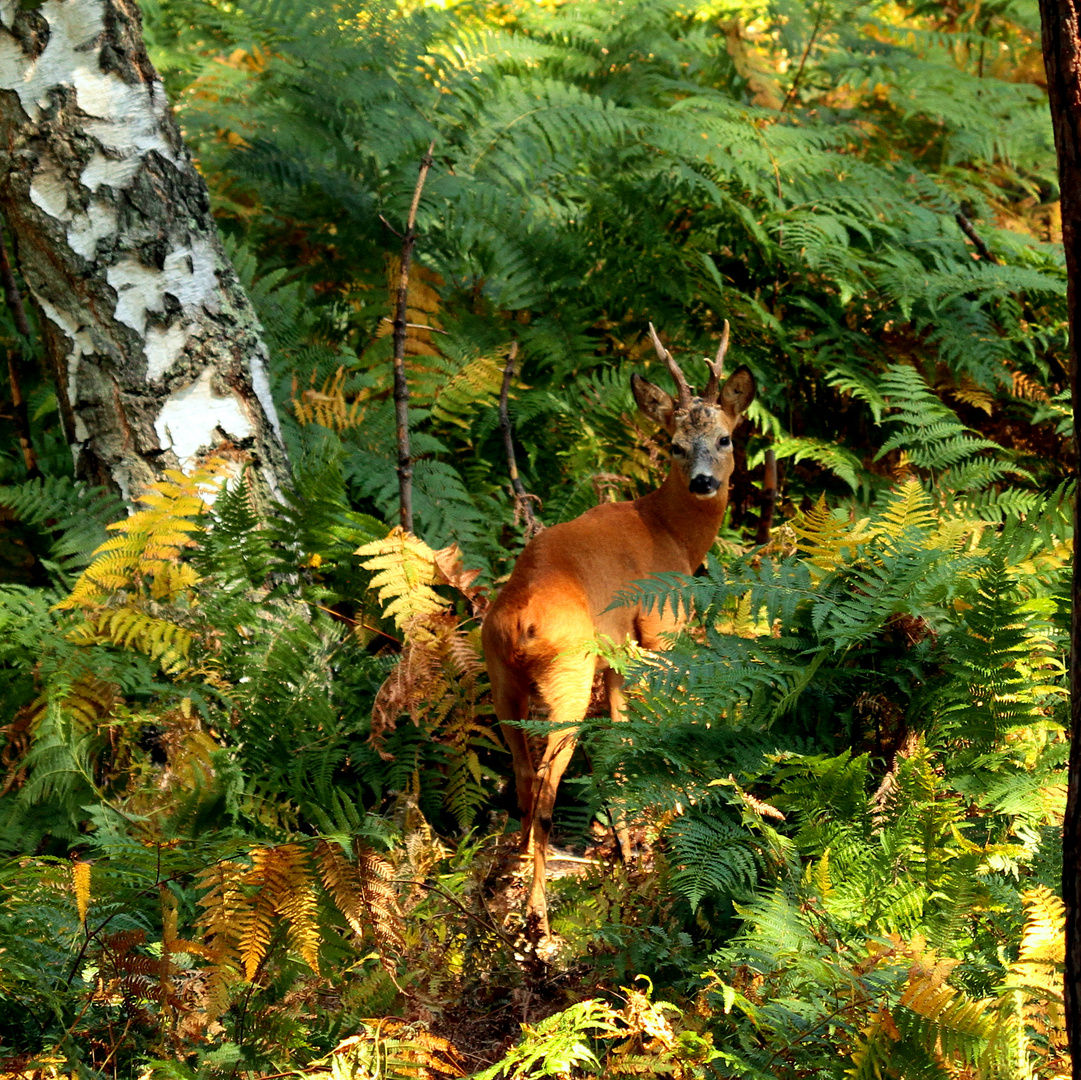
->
(603, 667, 635, 864)
(527, 653, 594, 940)
(488, 656, 535, 851)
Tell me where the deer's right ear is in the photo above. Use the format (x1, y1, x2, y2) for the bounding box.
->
(631, 374, 676, 433)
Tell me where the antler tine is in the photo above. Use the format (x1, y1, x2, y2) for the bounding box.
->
(703, 319, 730, 402)
(648, 321, 692, 411)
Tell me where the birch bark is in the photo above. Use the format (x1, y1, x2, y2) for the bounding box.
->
(0, 0, 288, 497)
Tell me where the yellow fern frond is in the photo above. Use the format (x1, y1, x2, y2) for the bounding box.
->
(194, 859, 249, 961)
(431, 354, 504, 426)
(899, 955, 996, 1064)
(55, 461, 231, 672)
(356, 526, 449, 628)
(791, 495, 871, 569)
(269, 844, 321, 974)
(84, 609, 194, 671)
(874, 479, 936, 540)
(57, 457, 231, 614)
(292, 367, 370, 431)
(72, 859, 91, 929)
(51, 676, 119, 729)
(847, 1008, 900, 1080)
(1018, 885, 1065, 966)
(238, 903, 273, 981)
(1012, 370, 1050, 402)
(806, 849, 834, 903)
(191, 858, 251, 1019)
(926, 515, 982, 554)
(378, 258, 443, 360)
(316, 840, 367, 939)
(244, 844, 321, 976)
(949, 377, 995, 415)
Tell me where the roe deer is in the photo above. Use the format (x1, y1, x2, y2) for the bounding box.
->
(482, 322, 756, 939)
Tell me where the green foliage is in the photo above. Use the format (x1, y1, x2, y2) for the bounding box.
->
(0, 0, 1073, 1077)
(130, 0, 1068, 557)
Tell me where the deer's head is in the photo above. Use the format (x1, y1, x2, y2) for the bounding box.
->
(631, 322, 756, 499)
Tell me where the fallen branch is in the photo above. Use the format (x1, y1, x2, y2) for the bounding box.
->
(391, 140, 436, 534)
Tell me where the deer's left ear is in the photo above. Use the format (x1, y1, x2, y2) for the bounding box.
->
(631, 373, 676, 434)
(719, 365, 756, 425)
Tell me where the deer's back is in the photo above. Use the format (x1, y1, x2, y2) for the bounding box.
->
(482, 498, 690, 675)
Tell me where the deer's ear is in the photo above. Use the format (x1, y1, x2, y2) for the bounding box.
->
(719, 365, 756, 425)
(632, 374, 676, 433)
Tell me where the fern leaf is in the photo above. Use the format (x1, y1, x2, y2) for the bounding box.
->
(72, 859, 91, 929)
(356, 526, 448, 628)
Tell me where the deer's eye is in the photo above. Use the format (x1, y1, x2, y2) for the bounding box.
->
(672, 444, 687, 456)
(717, 435, 732, 449)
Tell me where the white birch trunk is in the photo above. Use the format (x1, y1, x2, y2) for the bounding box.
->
(0, 0, 289, 497)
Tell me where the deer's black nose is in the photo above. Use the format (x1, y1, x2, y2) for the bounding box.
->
(689, 474, 720, 495)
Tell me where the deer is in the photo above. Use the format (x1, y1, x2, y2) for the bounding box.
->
(481, 322, 757, 939)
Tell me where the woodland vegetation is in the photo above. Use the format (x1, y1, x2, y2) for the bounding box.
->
(0, 0, 1075, 1077)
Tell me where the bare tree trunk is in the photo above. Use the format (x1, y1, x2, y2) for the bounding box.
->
(1038, 3, 1081, 1073)
(0, 0, 288, 498)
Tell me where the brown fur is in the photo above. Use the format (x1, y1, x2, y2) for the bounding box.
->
(483, 353, 756, 939)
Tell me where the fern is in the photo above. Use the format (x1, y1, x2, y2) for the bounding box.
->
(0, 477, 126, 585)
(667, 812, 765, 909)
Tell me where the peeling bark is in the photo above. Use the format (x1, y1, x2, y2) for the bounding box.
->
(0, 0, 288, 497)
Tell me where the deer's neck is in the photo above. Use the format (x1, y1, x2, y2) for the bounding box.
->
(642, 471, 730, 572)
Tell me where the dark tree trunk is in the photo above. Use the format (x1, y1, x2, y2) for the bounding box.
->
(1039, 2, 1081, 1072)
(0, 0, 288, 497)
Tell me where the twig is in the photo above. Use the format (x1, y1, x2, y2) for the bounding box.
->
(955, 210, 1000, 264)
(380, 316, 448, 335)
(64, 909, 123, 987)
(410, 879, 520, 951)
(755, 449, 777, 546)
(313, 604, 401, 644)
(378, 214, 403, 239)
(0, 224, 38, 477)
(498, 341, 542, 539)
(780, 0, 828, 113)
(391, 140, 436, 534)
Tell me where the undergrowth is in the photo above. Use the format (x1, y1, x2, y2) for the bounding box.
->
(0, 0, 1072, 1078)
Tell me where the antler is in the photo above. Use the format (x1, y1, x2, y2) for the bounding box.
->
(703, 319, 730, 402)
(648, 322, 692, 411)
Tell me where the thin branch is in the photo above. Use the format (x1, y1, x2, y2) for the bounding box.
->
(378, 214, 403, 239)
(410, 879, 520, 951)
(954, 210, 1000, 264)
(755, 449, 778, 546)
(380, 316, 448, 335)
(498, 341, 542, 539)
(780, 0, 828, 113)
(391, 139, 436, 535)
(0, 224, 38, 477)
